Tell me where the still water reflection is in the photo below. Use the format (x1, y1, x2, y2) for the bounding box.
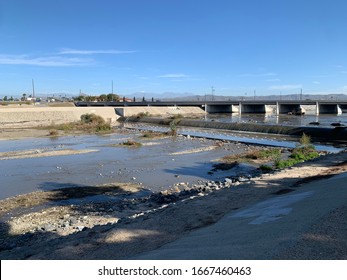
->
(205, 113, 347, 127)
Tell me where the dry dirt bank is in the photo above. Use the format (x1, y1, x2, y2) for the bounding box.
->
(0, 107, 118, 128)
(0, 151, 346, 259)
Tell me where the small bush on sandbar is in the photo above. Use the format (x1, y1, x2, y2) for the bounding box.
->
(48, 129, 59, 137)
(120, 140, 142, 147)
(79, 113, 111, 132)
(136, 112, 151, 118)
(274, 133, 319, 169)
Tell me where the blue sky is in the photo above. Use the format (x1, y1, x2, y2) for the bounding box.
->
(1, 0, 347, 98)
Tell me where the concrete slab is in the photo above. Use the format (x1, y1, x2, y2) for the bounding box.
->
(130, 173, 347, 259)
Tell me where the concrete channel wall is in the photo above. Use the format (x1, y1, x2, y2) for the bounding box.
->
(114, 106, 206, 117)
(124, 117, 347, 142)
(0, 107, 119, 128)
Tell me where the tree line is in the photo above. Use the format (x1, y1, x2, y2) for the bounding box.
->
(73, 93, 120, 102)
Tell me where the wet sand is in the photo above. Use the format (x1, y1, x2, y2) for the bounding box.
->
(0, 148, 98, 160)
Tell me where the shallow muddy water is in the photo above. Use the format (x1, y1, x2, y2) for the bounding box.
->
(1, 122, 344, 200)
(125, 122, 344, 152)
(0, 131, 253, 199)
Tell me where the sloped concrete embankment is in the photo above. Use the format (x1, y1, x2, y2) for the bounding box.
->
(0, 107, 119, 128)
(123, 117, 347, 143)
(114, 106, 205, 117)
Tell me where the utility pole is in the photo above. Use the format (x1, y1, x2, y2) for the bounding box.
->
(211, 86, 215, 101)
(111, 80, 114, 101)
(300, 88, 303, 100)
(32, 79, 35, 98)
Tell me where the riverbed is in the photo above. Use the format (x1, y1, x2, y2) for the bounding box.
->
(0, 129, 258, 199)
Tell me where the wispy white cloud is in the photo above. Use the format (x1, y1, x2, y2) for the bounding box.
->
(268, 84, 302, 90)
(158, 73, 189, 78)
(0, 54, 93, 66)
(59, 48, 137, 55)
(312, 81, 320, 84)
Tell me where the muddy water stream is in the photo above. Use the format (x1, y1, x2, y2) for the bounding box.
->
(0, 123, 343, 200)
(0, 131, 254, 199)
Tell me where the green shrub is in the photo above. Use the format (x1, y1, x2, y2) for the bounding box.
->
(121, 140, 142, 147)
(136, 112, 151, 118)
(299, 133, 311, 146)
(275, 158, 298, 169)
(168, 120, 178, 136)
(246, 148, 281, 160)
(48, 129, 59, 137)
(80, 113, 105, 124)
(274, 135, 319, 169)
(80, 113, 111, 132)
(260, 165, 273, 172)
(169, 114, 184, 120)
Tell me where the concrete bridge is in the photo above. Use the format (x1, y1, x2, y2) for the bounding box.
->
(75, 100, 347, 115)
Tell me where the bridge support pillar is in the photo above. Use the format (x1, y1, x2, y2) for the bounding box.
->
(316, 102, 319, 116)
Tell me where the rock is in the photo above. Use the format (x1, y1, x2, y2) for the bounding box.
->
(225, 178, 233, 184)
(43, 224, 55, 232)
(63, 214, 70, 219)
(132, 177, 136, 180)
(76, 226, 86, 232)
(69, 217, 78, 226)
(238, 177, 250, 182)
